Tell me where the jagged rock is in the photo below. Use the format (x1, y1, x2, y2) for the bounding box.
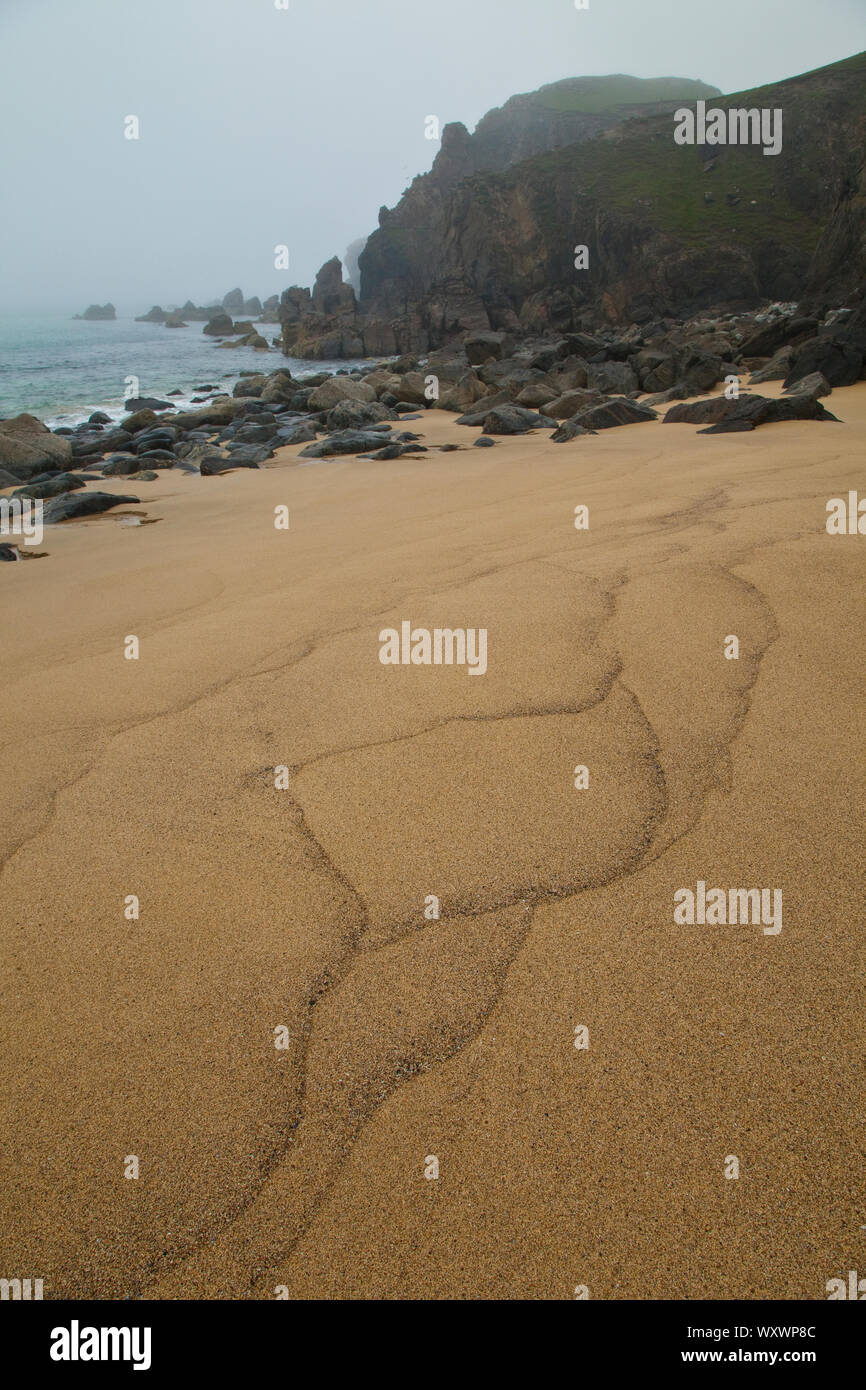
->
(783, 371, 832, 399)
(550, 420, 599, 442)
(587, 360, 639, 394)
(678, 350, 723, 392)
(697, 393, 839, 432)
(664, 396, 743, 425)
(222, 288, 244, 312)
(0, 415, 74, 479)
(312, 257, 356, 316)
(749, 346, 794, 382)
(634, 349, 678, 392)
(515, 382, 558, 407)
(481, 405, 557, 434)
(642, 383, 689, 405)
(464, 331, 514, 365)
(135, 306, 166, 322)
(544, 388, 606, 419)
(43, 491, 138, 521)
(570, 397, 658, 430)
(784, 337, 863, 388)
(738, 316, 819, 356)
(74, 303, 115, 321)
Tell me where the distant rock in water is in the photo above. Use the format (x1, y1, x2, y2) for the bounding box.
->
(74, 303, 116, 321)
(135, 305, 166, 323)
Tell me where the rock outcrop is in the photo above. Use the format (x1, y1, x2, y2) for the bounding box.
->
(357, 53, 866, 352)
(74, 304, 116, 321)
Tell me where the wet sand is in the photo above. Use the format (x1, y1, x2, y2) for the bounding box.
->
(1, 382, 864, 1299)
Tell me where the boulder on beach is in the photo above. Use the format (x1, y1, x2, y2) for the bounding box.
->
(564, 397, 657, 430)
(784, 337, 863, 389)
(42, 491, 139, 522)
(12, 473, 87, 499)
(298, 429, 397, 458)
(481, 405, 558, 434)
(307, 377, 376, 411)
(0, 414, 74, 479)
(663, 396, 743, 425)
(697, 393, 839, 433)
(544, 388, 605, 419)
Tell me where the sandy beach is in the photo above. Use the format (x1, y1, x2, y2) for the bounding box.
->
(1, 381, 864, 1301)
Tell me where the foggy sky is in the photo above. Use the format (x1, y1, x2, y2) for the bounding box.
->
(1, 0, 864, 315)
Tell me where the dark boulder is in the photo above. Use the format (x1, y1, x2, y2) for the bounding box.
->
(43, 491, 139, 522)
(12, 472, 86, 499)
(480, 405, 557, 434)
(570, 397, 657, 430)
(102, 454, 142, 475)
(203, 313, 234, 337)
(550, 419, 599, 443)
(664, 396, 743, 425)
(698, 394, 839, 433)
(123, 397, 172, 412)
(298, 430, 398, 458)
(784, 338, 863, 389)
(738, 317, 818, 357)
(783, 372, 832, 400)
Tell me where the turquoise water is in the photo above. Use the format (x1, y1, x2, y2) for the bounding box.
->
(0, 314, 371, 426)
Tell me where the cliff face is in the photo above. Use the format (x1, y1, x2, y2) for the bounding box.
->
(359, 54, 866, 350)
(468, 74, 722, 173)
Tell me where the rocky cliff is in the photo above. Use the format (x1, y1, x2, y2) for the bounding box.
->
(357, 53, 866, 351)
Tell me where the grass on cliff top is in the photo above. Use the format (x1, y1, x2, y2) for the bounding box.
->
(520, 50, 866, 252)
(535, 74, 721, 115)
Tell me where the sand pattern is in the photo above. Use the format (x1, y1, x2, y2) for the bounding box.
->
(1, 388, 864, 1298)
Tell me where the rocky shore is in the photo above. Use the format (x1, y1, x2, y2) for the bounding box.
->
(2, 293, 863, 557)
